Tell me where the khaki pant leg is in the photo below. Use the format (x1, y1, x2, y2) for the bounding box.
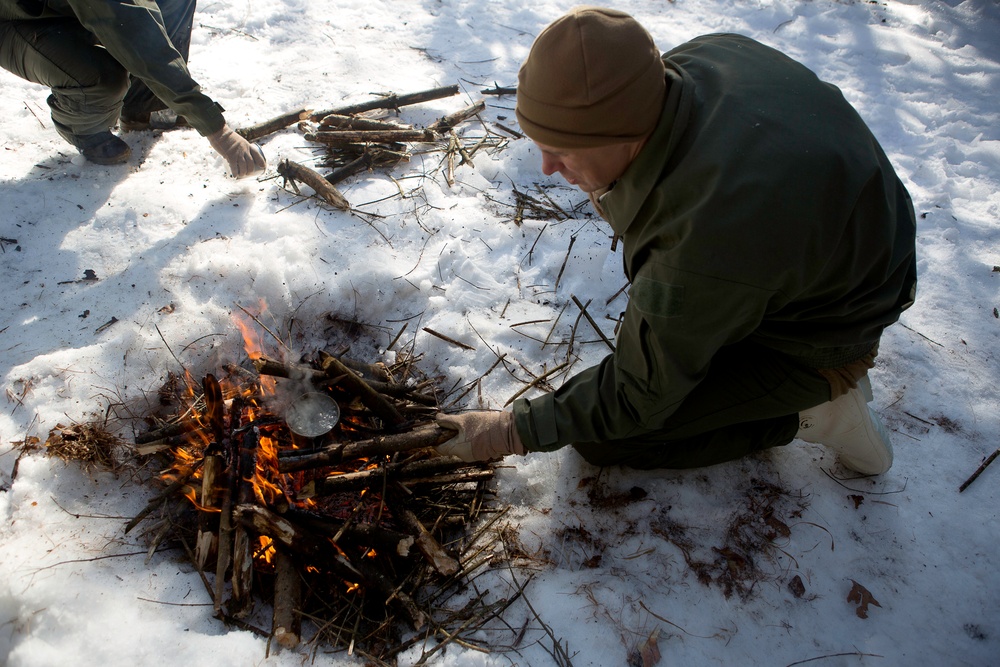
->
(0, 18, 128, 139)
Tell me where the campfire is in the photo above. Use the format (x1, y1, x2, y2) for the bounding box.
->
(126, 316, 507, 661)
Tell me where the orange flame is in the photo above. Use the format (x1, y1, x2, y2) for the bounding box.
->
(233, 307, 276, 396)
(257, 535, 277, 565)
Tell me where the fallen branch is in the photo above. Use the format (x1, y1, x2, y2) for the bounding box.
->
(959, 446, 1000, 492)
(572, 294, 615, 351)
(428, 100, 486, 133)
(237, 108, 312, 142)
(305, 128, 436, 145)
(318, 114, 405, 130)
(277, 159, 350, 210)
(325, 148, 408, 187)
(391, 483, 460, 576)
(423, 327, 475, 351)
(310, 84, 460, 121)
(504, 361, 570, 407)
(480, 84, 517, 96)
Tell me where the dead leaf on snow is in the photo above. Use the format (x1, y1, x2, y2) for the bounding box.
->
(847, 579, 882, 619)
(628, 627, 662, 667)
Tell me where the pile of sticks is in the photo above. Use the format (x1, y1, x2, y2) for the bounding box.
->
(238, 83, 516, 210)
(127, 349, 509, 661)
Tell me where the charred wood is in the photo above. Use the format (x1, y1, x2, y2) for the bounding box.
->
(318, 353, 405, 427)
(230, 429, 259, 618)
(317, 456, 481, 494)
(278, 423, 456, 473)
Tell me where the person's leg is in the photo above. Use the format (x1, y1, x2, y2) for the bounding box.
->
(572, 342, 833, 469)
(120, 0, 197, 121)
(0, 18, 129, 142)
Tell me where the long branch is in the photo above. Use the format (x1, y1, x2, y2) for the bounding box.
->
(278, 423, 456, 473)
(309, 84, 460, 120)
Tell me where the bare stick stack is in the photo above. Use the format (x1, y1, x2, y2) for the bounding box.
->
(237, 84, 509, 207)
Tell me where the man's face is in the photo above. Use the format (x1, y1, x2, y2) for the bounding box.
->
(534, 140, 644, 193)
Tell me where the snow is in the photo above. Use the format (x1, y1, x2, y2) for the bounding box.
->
(1, 0, 998, 665)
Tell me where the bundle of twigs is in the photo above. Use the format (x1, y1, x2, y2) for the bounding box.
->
(242, 83, 514, 209)
(126, 348, 514, 663)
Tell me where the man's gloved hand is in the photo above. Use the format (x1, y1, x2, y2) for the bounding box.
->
(207, 124, 266, 178)
(435, 411, 526, 462)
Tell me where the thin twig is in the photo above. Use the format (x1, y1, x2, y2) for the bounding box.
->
(504, 361, 570, 407)
(154, 324, 187, 375)
(959, 447, 1000, 492)
(785, 650, 883, 666)
(554, 235, 576, 291)
(234, 303, 290, 353)
(571, 294, 615, 351)
(423, 327, 475, 351)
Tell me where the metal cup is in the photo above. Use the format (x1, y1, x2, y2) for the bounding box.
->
(285, 392, 340, 439)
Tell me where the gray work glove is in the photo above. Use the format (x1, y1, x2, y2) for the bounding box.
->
(207, 124, 266, 178)
(435, 411, 525, 462)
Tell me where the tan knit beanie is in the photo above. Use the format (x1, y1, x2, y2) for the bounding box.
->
(516, 6, 666, 148)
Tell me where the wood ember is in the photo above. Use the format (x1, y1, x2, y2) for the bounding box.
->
(127, 343, 508, 659)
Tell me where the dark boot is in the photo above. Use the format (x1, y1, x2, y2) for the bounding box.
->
(119, 110, 188, 132)
(71, 131, 132, 165)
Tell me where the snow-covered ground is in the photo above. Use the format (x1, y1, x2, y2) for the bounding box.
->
(1, 1, 998, 665)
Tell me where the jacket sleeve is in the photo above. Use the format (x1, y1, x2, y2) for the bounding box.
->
(64, 0, 225, 135)
(513, 261, 772, 451)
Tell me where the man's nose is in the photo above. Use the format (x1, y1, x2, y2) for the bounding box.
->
(540, 153, 561, 176)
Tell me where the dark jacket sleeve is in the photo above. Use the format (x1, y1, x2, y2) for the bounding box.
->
(61, 0, 225, 135)
(514, 261, 772, 451)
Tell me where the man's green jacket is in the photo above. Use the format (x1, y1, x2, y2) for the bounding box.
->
(0, 0, 225, 135)
(513, 33, 917, 452)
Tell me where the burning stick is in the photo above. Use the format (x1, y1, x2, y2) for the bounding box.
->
(195, 451, 220, 569)
(277, 159, 350, 211)
(235, 504, 427, 630)
(282, 508, 416, 558)
(230, 428, 259, 618)
(278, 423, 456, 473)
(318, 352, 405, 427)
(253, 354, 437, 407)
(131, 340, 504, 657)
(318, 456, 486, 494)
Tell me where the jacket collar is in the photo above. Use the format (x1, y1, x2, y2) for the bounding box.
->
(602, 64, 694, 236)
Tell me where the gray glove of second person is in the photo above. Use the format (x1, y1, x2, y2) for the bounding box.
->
(435, 411, 526, 462)
(207, 124, 266, 178)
